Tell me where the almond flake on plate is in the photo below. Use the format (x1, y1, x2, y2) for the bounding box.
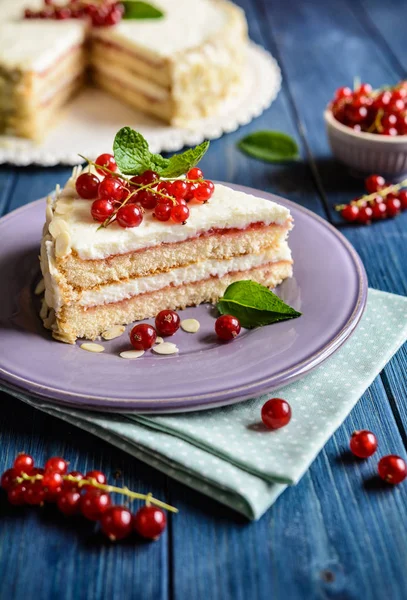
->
(119, 350, 145, 360)
(102, 325, 126, 340)
(152, 342, 179, 355)
(80, 343, 105, 353)
(155, 337, 164, 344)
(181, 318, 200, 333)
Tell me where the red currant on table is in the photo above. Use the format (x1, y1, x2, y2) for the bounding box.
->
(365, 174, 386, 193)
(57, 490, 82, 516)
(378, 455, 407, 484)
(341, 204, 359, 222)
(85, 470, 106, 485)
(215, 314, 241, 341)
(91, 199, 114, 222)
(385, 196, 401, 217)
(45, 456, 69, 474)
(155, 310, 181, 336)
(76, 173, 100, 200)
(81, 490, 112, 521)
(138, 190, 158, 210)
(64, 471, 84, 490)
(13, 453, 34, 475)
(101, 506, 133, 541)
(130, 323, 157, 350)
(187, 167, 204, 180)
(398, 190, 407, 209)
(170, 204, 190, 224)
(261, 398, 292, 430)
(42, 471, 64, 491)
(1, 468, 16, 490)
(95, 153, 117, 176)
(372, 201, 387, 220)
(349, 430, 378, 458)
(357, 205, 373, 224)
(98, 177, 124, 202)
(24, 481, 46, 505)
(133, 506, 167, 540)
(154, 203, 172, 221)
(117, 204, 143, 228)
(194, 182, 214, 203)
(8, 483, 27, 506)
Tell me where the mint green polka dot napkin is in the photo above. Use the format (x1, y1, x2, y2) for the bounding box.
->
(1, 289, 406, 520)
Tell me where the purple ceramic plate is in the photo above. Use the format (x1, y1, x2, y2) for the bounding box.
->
(0, 184, 367, 413)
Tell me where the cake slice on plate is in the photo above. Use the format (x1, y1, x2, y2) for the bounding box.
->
(39, 130, 293, 343)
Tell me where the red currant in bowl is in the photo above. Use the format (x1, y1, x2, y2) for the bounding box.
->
(155, 310, 180, 336)
(130, 323, 157, 350)
(215, 314, 241, 341)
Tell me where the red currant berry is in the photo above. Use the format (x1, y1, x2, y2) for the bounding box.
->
(171, 204, 190, 224)
(95, 153, 117, 175)
(349, 430, 378, 458)
(385, 196, 401, 217)
(382, 126, 399, 136)
(373, 91, 392, 111)
(357, 83, 372, 96)
(24, 8, 34, 18)
(357, 205, 373, 224)
(81, 490, 112, 521)
(155, 310, 180, 336)
(156, 195, 174, 206)
(8, 483, 27, 506)
(101, 505, 133, 541)
(389, 98, 405, 113)
(42, 471, 64, 491)
(215, 314, 241, 341)
(45, 456, 68, 474)
(98, 177, 124, 202)
(157, 181, 173, 194)
(171, 180, 188, 199)
(117, 204, 143, 228)
(382, 113, 398, 129)
(334, 86, 353, 101)
(154, 203, 172, 222)
(346, 105, 368, 123)
(55, 8, 71, 19)
(261, 398, 292, 430)
(130, 175, 144, 188)
(1, 468, 16, 490)
(13, 453, 34, 475)
(44, 486, 63, 503)
(372, 202, 387, 220)
(397, 190, 407, 209)
(378, 455, 407, 485)
(24, 481, 46, 505)
(187, 167, 204, 180)
(194, 182, 214, 203)
(85, 470, 107, 485)
(76, 173, 100, 199)
(91, 199, 114, 222)
(104, 7, 122, 25)
(393, 87, 407, 100)
(57, 490, 81, 516)
(184, 182, 199, 201)
(130, 323, 157, 350)
(133, 506, 167, 540)
(341, 204, 359, 222)
(140, 170, 159, 186)
(63, 471, 84, 490)
(138, 190, 158, 210)
(365, 174, 386, 193)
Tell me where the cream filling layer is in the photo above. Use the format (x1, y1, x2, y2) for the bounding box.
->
(78, 243, 292, 308)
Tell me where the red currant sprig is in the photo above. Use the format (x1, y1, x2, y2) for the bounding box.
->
(1, 453, 177, 543)
(336, 174, 407, 224)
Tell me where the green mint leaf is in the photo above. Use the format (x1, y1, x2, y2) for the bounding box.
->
(160, 141, 210, 178)
(113, 127, 153, 175)
(237, 131, 299, 163)
(122, 1, 164, 19)
(149, 152, 170, 172)
(217, 280, 301, 329)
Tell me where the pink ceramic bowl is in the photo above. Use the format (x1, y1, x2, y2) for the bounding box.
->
(324, 108, 407, 177)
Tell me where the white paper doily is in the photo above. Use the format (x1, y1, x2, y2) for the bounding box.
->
(0, 43, 281, 166)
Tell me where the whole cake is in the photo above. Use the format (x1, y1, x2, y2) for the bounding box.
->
(0, 0, 248, 139)
(39, 129, 294, 343)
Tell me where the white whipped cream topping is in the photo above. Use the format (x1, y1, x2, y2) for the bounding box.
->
(79, 242, 292, 307)
(57, 182, 291, 260)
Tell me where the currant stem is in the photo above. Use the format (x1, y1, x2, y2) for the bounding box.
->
(335, 178, 407, 211)
(17, 473, 178, 513)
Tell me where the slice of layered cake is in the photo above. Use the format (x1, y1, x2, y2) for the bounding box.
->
(39, 130, 293, 343)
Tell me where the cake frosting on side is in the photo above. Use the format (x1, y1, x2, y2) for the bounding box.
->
(39, 170, 293, 343)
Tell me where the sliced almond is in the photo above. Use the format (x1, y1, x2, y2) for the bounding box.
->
(119, 350, 145, 360)
(39, 298, 49, 320)
(55, 200, 72, 215)
(102, 325, 126, 340)
(181, 318, 200, 333)
(152, 342, 179, 355)
(34, 278, 45, 295)
(55, 231, 72, 258)
(80, 343, 105, 353)
(49, 217, 69, 239)
(155, 336, 164, 344)
(53, 331, 75, 344)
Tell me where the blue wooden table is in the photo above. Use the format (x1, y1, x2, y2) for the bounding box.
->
(1, 1, 407, 598)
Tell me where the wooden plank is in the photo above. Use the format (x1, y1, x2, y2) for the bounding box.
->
(0, 168, 17, 216)
(0, 392, 169, 599)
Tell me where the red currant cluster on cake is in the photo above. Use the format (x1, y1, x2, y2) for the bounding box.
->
(24, 0, 124, 26)
(1, 453, 177, 542)
(75, 153, 215, 229)
(337, 174, 407, 224)
(330, 81, 407, 135)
